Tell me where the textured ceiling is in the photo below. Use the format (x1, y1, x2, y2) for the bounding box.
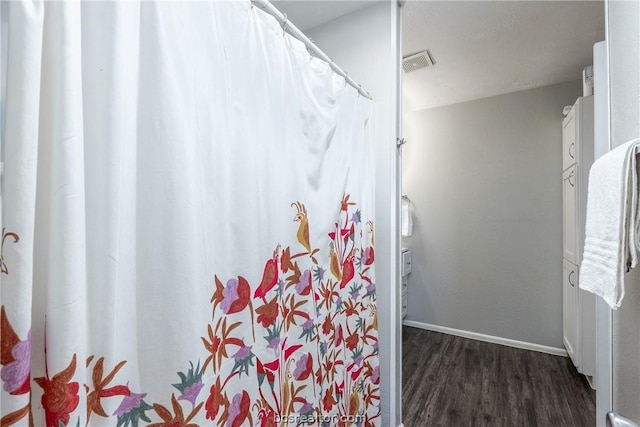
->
(272, 0, 605, 112)
(403, 1, 605, 112)
(271, 0, 378, 31)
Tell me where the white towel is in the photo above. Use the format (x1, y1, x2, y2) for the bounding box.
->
(401, 197, 413, 237)
(580, 138, 640, 309)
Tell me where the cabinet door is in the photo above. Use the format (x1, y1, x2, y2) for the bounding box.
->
(563, 259, 579, 367)
(563, 165, 578, 263)
(563, 104, 577, 171)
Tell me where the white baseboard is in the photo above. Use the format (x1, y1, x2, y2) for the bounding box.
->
(402, 320, 568, 357)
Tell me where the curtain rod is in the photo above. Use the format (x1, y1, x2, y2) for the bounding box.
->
(251, 0, 372, 100)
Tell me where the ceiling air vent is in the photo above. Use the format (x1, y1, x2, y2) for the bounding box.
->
(402, 50, 436, 74)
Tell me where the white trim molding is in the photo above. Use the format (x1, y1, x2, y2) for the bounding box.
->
(403, 320, 568, 357)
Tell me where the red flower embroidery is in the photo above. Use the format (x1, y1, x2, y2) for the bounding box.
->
(211, 335, 221, 353)
(346, 332, 359, 351)
(259, 408, 277, 427)
(293, 353, 313, 381)
(340, 194, 354, 212)
(221, 277, 251, 315)
(254, 246, 280, 301)
(256, 358, 277, 385)
(211, 275, 250, 315)
(227, 390, 250, 427)
(322, 388, 337, 412)
(34, 354, 80, 427)
(280, 247, 294, 273)
(322, 315, 334, 335)
(255, 296, 278, 328)
(205, 378, 227, 421)
(335, 325, 344, 346)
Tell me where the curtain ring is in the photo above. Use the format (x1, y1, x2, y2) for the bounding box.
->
(250, 0, 254, 9)
(281, 13, 288, 35)
(344, 73, 349, 87)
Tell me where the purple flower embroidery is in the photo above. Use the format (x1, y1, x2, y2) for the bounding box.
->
(232, 345, 254, 376)
(1, 330, 31, 394)
(293, 354, 309, 380)
(371, 366, 380, 384)
(226, 391, 249, 427)
(292, 353, 313, 381)
(227, 393, 241, 425)
(362, 247, 373, 265)
(221, 278, 240, 314)
(302, 318, 314, 330)
(351, 212, 361, 224)
(180, 382, 204, 406)
(366, 283, 375, 293)
(174, 361, 205, 406)
(295, 269, 312, 295)
(114, 390, 147, 417)
(233, 345, 252, 361)
(267, 336, 281, 352)
(299, 402, 313, 416)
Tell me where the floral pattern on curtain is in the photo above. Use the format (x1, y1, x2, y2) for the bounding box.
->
(1, 1, 379, 426)
(2, 196, 378, 427)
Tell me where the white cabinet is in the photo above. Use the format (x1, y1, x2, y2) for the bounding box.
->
(563, 104, 577, 171)
(563, 165, 578, 263)
(401, 250, 411, 319)
(401, 250, 412, 276)
(563, 259, 578, 364)
(562, 96, 596, 383)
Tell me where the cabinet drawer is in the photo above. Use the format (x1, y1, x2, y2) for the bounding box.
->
(562, 165, 578, 263)
(563, 104, 577, 171)
(402, 250, 412, 276)
(563, 259, 579, 367)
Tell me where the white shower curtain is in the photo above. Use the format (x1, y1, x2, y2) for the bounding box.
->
(0, 1, 379, 426)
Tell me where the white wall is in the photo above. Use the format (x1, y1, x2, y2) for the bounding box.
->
(609, 0, 640, 421)
(307, 2, 402, 426)
(403, 80, 582, 349)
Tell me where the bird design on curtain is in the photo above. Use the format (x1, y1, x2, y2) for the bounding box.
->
(0, 196, 379, 427)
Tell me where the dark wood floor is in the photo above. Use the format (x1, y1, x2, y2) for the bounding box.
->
(402, 326, 596, 427)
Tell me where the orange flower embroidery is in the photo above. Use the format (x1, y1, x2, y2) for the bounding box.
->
(345, 331, 359, 351)
(322, 387, 337, 412)
(255, 296, 278, 328)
